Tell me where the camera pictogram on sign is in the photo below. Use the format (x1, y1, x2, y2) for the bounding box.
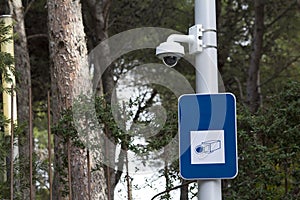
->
(195, 140, 221, 155)
(190, 130, 225, 164)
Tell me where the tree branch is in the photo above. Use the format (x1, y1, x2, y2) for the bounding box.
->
(259, 56, 300, 87)
(265, 1, 296, 29)
(103, 0, 112, 32)
(151, 180, 196, 200)
(115, 144, 125, 186)
(24, 0, 36, 16)
(234, 76, 244, 100)
(27, 33, 48, 40)
(132, 89, 158, 123)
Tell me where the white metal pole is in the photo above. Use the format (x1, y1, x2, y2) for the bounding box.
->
(194, 0, 222, 199)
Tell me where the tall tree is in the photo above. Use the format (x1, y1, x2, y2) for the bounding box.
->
(246, 0, 265, 113)
(47, 0, 107, 199)
(82, 1, 123, 199)
(7, 0, 33, 198)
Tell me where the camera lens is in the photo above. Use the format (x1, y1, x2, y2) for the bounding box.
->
(163, 56, 178, 67)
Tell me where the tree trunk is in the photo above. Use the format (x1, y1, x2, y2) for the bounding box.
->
(246, 0, 265, 113)
(82, 1, 120, 199)
(10, 0, 33, 198)
(0, 0, 10, 15)
(180, 179, 189, 200)
(47, 0, 107, 199)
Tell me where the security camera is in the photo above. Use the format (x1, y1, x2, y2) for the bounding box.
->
(156, 25, 204, 67)
(156, 41, 184, 67)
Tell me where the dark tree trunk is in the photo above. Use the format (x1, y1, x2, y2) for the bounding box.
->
(246, 0, 265, 113)
(0, 0, 10, 15)
(82, 1, 121, 199)
(10, 0, 33, 198)
(180, 179, 189, 200)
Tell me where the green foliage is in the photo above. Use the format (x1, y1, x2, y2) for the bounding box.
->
(224, 81, 300, 199)
(52, 109, 80, 145)
(109, 0, 193, 34)
(0, 19, 17, 199)
(0, 131, 10, 198)
(0, 20, 13, 44)
(52, 107, 86, 196)
(95, 96, 126, 144)
(51, 95, 125, 162)
(33, 105, 52, 198)
(0, 20, 15, 91)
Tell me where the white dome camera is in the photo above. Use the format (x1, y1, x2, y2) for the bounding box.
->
(156, 41, 185, 67)
(156, 25, 204, 67)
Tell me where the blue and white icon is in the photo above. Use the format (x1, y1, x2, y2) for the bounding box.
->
(195, 140, 221, 154)
(190, 130, 225, 164)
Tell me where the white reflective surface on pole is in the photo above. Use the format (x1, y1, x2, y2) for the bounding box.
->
(194, 0, 222, 199)
(198, 180, 222, 200)
(195, 0, 218, 94)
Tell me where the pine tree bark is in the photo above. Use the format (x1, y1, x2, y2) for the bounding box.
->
(47, 0, 107, 199)
(246, 0, 265, 113)
(9, 0, 33, 198)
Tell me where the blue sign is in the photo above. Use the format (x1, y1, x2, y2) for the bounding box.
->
(178, 93, 238, 179)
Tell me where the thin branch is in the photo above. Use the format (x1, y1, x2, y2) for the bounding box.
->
(115, 102, 128, 186)
(265, 1, 296, 29)
(259, 56, 300, 87)
(103, 0, 112, 32)
(24, 0, 36, 16)
(115, 146, 125, 186)
(27, 33, 48, 40)
(234, 76, 244, 100)
(151, 180, 196, 200)
(132, 89, 158, 123)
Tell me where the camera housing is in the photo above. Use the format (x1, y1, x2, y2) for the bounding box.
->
(156, 25, 203, 67)
(156, 41, 184, 67)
